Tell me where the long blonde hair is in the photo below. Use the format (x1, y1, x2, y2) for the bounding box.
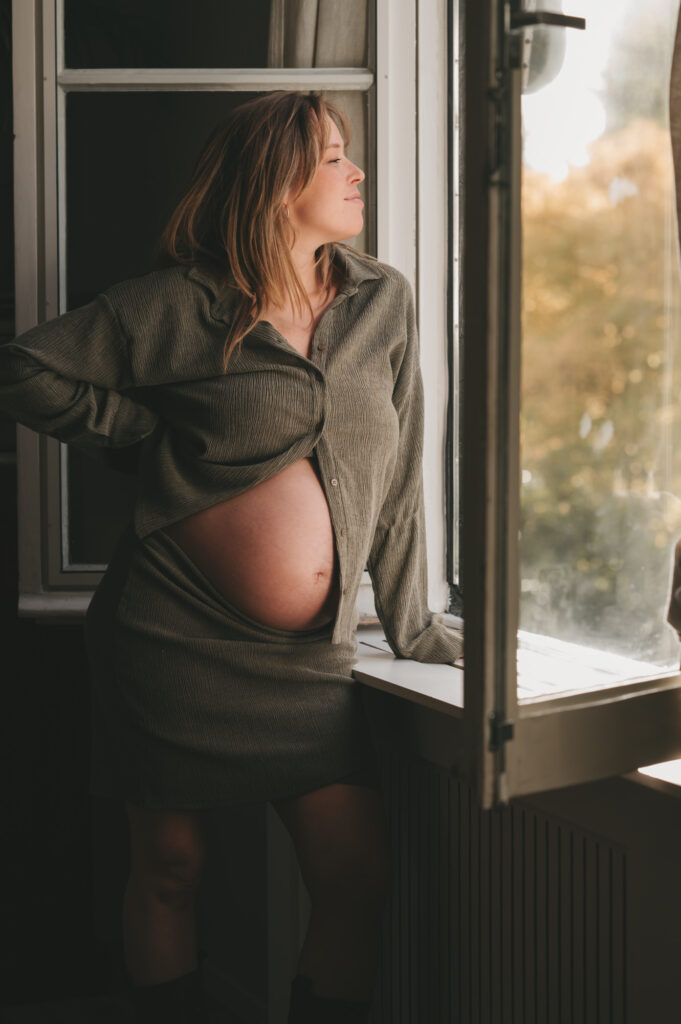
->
(160, 91, 351, 369)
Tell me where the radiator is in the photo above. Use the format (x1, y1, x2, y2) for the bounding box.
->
(372, 751, 627, 1024)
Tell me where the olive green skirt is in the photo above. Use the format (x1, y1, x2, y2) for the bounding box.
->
(85, 525, 376, 808)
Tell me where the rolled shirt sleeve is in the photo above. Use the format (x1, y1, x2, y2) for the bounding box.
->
(367, 279, 464, 664)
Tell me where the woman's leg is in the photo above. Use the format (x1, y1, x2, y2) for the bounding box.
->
(123, 802, 208, 987)
(271, 781, 390, 1002)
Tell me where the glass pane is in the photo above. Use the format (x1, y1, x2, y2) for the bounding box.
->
(65, 0, 272, 69)
(66, 448, 137, 567)
(66, 92, 262, 303)
(518, 0, 681, 693)
(64, 0, 372, 69)
(64, 90, 372, 566)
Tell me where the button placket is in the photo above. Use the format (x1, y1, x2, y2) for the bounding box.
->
(315, 442, 350, 623)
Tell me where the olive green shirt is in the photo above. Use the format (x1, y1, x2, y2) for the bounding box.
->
(0, 244, 463, 662)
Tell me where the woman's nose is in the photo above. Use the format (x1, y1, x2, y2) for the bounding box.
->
(349, 161, 365, 184)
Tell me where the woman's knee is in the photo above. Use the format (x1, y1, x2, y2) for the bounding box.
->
(275, 784, 391, 913)
(125, 803, 207, 910)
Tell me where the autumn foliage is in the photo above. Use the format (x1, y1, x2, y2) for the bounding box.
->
(520, 117, 681, 664)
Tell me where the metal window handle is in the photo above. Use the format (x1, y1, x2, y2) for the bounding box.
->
(509, 11, 586, 32)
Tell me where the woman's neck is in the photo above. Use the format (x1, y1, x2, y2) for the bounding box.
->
(289, 239, 336, 297)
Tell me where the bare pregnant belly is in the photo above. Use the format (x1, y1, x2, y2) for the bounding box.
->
(163, 457, 340, 631)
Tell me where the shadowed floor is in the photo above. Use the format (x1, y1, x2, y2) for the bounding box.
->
(0, 995, 133, 1023)
(0, 994, 231, 1023)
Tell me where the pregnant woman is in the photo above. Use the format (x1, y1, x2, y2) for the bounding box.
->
(0, 91, 463, 1023)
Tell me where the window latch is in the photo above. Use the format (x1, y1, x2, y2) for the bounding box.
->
(489, 711, 514, 752)
(508, 11, 586, 33)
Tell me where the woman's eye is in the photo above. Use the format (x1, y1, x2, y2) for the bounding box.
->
(328, 158, 342, 164)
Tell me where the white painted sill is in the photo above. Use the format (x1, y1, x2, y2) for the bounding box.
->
(353, 625, 464, 715)
(353, 622, 673, 713)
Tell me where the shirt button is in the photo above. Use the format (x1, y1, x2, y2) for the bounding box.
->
(331, 478, 338, 487)
(317, 343, 327, 350)
(342, 588, 347, 595)
(340, 529, 346, 536)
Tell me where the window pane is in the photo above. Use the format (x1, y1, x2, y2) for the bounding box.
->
(518, 0, 681, 689)
(64, 0, 372, 69)
(66, 92, 261, 302)
(64, 90, 372, 567)
(66, 449, 137, 567)
(65, 0, 272, 69)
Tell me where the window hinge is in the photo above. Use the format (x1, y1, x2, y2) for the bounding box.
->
(489, 711, 514, 752)
(447, 583, 464, 616)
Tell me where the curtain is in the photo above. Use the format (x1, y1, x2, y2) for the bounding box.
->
(670, 1, 681, 264)
(267, 0, 368, 68)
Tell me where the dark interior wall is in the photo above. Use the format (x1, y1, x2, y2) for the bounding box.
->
(0, 489, 112, 1006)
(0, 3, 274, 1008)
(0, 4, 107, 997)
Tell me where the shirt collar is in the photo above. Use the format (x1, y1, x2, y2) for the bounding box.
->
(187, 242, 382, 323)
(333, 243, 383, 295)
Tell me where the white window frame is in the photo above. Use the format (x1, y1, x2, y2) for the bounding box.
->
(13, 0, 458, 620)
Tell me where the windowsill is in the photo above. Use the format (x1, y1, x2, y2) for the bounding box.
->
(631, 759, 681, 797)
(353, 624, 678, 713)
(18, 591, 93, 619)
(517, 629, 673, 704)
(353, 626, 464, 715)
(355, 627, 681, 800)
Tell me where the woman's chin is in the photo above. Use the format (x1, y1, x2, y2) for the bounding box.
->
(314, 218, 364, 246)
(339, 220, 365, 243)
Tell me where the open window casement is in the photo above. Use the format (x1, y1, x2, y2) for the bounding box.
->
(462, 0, 681, 808)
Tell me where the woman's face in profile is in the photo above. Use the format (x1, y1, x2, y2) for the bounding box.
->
(286, 116, 365, 246)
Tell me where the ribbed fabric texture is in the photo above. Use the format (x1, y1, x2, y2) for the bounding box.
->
(0, 244, 462, 662)
(86, 526, 376, 806)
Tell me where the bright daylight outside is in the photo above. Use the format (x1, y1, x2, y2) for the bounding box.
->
(518, 0, 681, 698)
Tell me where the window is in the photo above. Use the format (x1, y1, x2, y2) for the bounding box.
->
(519, 0, 681, 681)
(14, 0, 455, 622)
(354, 0, 681, 809)
(456, 0, 681, 807)
(16, 0, 423, 609)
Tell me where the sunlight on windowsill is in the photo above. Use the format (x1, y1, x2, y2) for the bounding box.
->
(638, 760, 681, 787)
(354, 625, 678, 716)
(516, 630, 669, 704)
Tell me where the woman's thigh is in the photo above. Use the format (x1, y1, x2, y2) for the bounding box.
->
(271, 783, 390, 905)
